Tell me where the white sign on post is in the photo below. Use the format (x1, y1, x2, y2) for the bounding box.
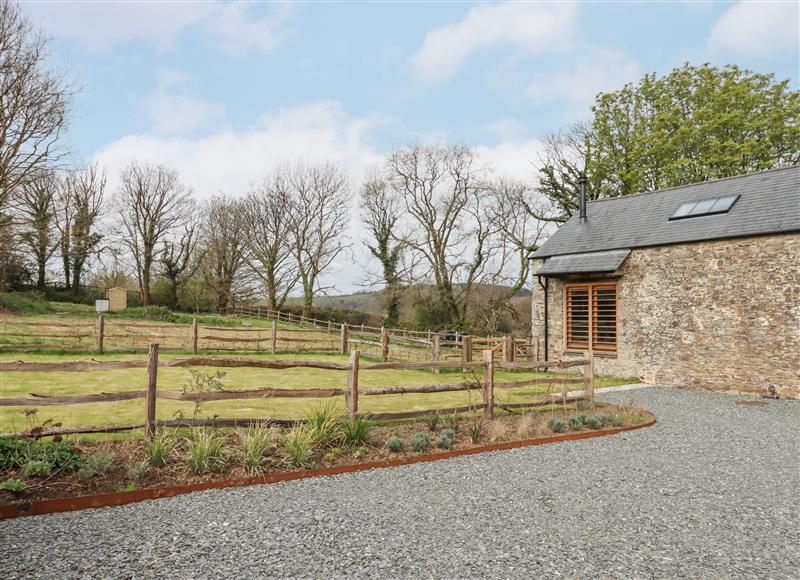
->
(95, 299, 110, 313)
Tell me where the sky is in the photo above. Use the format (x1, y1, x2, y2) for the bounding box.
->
(22, 0, 800, 294)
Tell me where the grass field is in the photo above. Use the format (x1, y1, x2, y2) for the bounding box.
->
(0, 301, 637, 437)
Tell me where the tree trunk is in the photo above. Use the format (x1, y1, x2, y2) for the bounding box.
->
(302, 285, 313, 317)
(36, 259, 46, 289)
(62, 255, 71, 290)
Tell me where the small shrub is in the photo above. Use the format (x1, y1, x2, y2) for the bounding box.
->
(282, 426, 315, 467)
(22, 459, 52, 477)
(385, 437, 404, 452)
(568, 416, 583, 432)
(576, 413, 590, 425)
(340, 417, 373, 447)
(596, 414, 612, 426)
(185, 431, 227, 475)
(435, 433, 454, 449)
(128, 461, 148, 481)
(0, 437, 81, 472)
(585, 416, 603, 429)
(78, 451, 115, 480)
(423, 413, 440, 432)
(547, 418, 566, 433)
(610, 416, 625, 427)
(440, 428, 456, 441)
(143, 432, 177, 468)
(442, 413, 461, 432)
(117, 483, 138, 493)
(353, 447, 368, 460)
(323, 448, 343, 463)
(237, 425, 273, 473)
(467, 418, 483, 443)
(411, 432, 431, 452)
(0, 478, 28, 494)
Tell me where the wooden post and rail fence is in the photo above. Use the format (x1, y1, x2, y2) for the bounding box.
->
(0, 345, 595, 439)
(1, 312, 542, 364)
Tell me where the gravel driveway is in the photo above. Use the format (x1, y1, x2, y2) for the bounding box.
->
(2, 387, 798, 579)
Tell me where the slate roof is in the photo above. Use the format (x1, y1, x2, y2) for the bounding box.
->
(536, 249, 631, 276)
(532, 165, 800, 259)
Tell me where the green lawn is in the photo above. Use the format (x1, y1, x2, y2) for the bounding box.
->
(0, 304, 638, 436)
(0, 350, 635, 434)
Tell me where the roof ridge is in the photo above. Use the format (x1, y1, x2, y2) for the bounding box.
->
(587, 164, 799, 205)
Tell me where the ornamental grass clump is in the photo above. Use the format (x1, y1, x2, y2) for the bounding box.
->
(411, 432, 431, 452)
(568, 416, 583, 432)
(306, 404, 344, 449)
(547, 418, 566, 433)
(467, 418, 483, 443)
(385, 437, 404, 453)
(185, 431, 227, 475)
(423, 413, 441, 432)
(282, 426, 315, 467)
(143, 431, 177, 468)
(237, 425, 273, 473)
(443, 413, 461, 432)
(340, 417, 373, 447)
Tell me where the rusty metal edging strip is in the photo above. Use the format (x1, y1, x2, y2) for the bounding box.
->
(0, 415, 656, 521)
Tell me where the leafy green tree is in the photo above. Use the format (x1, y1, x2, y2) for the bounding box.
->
(538, 64, 800, 221)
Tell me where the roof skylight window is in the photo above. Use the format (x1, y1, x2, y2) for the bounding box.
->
(669, 194, 740, 221)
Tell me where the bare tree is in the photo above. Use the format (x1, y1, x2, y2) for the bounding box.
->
(201, 195, 248, 313)
(17, 169, 57, 288)
(535, 122, 600, 222)
(0, 1, 71, 213)
(386, 144, 496, 328)
(360, 170, 405, 326)
(115, 162, 192, 306)
(286, 162, 351, 316)
(58, 163, 105, 292)
(242, 172, 298, 310)
(160, 221, 201, 310)
(488, 177, 549, 295)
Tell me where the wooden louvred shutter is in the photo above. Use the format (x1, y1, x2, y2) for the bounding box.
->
(566, 285, 590, 350)
(565, 282, 618, 353)
(591, 284, 617, 352)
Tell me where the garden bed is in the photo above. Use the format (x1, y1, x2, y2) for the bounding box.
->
(0, 402, 654, 515)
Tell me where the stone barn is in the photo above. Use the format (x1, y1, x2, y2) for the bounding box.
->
(530, 166, 799, 399)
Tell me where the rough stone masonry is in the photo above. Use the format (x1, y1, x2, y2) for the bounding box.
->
(531, 233, 800, 398)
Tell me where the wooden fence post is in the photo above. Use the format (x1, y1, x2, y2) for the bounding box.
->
(503, 335, 515, 362)
(380, 326, 389, 362)
(461, 335, 472, 367)
(584, 350, 595, 404)
(482, 349, 494, 420)
(145, 343, 159, 439)
(340, 323, 348, 354)
(347, 350, 360, 420)
(191, 318, 198, 354)
(96, 313, 104, 354)
(271, 320, 278, 354)
(432, 334, 440, 374)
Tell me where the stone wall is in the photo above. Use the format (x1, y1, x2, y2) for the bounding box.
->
(531, 233, 800, 398)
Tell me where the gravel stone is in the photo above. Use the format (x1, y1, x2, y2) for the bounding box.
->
(1, 387, 798, 578)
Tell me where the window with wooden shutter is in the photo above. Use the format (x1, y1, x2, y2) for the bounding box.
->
(565, 282, 617, 353)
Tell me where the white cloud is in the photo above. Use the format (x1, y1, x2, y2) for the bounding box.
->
(708, 1, 799, 58)
(483, 118, 529, 142)
(140, 68, 226, 136)
(95, 101, 387, 198)
(410, 2, 577, 85)
(525, 48, 639, 120)
(24, 1, 291, 54)
(476, 137, 546, 183)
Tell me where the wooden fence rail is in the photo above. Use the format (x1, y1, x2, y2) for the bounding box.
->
(1, 344, 596, 438)
(2, 313, 538, 365)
